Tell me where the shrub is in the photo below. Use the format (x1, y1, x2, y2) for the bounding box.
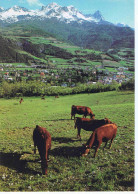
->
(0, 79, 133, 98)
(119, 78, 134, 90)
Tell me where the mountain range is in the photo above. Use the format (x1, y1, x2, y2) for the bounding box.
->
(0, 2, 134, 55)
(0, 2, 127, 27)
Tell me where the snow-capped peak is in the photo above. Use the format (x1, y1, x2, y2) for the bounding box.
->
(41, 2, 60, 11)
(116, 23, 129, 27)
(0, 7, 4, 12)
(0, 5, 35, 22)
(85, 10, 104, 22)
(7, 5, 28, 12)
(92, 10, 104, 21)
(0, 3, 107, 24)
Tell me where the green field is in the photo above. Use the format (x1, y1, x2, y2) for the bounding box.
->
(0, 91, 134, 191)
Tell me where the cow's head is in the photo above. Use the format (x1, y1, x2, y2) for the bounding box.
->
(104, 118, 112, 124)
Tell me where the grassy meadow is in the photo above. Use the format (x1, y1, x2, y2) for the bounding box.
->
(0, 90, 134, 191)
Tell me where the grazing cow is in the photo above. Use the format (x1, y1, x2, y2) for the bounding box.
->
(33, 125, 51, 175)
(19, 98, 23, 104)
(41, 95, 45, 100)
(75, 117, 113, 139)
(71, 105, 95, 120)
(55, 95, 59, 98)
(82, 123, 117, 157)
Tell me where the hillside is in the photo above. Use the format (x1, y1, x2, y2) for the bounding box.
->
(0, 25, 103, 64)
(0, 2, 134, 51)
(6, 20, 134, 51)
(0, 91, 134, 191)
(0, 22, 134, 63)
(0, 23, 134, 87)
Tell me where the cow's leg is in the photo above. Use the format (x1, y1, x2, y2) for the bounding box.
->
(41, 159, 48, 175)
(47, 139, 51, 161)
(83, 114, 86, 118)
(103, 141, 108, 151)
(77, 127, 81, 139)
(109, 137, 114, 149)
(94, 141, 101, 158)
(71, 114, 73, 120)
(41, 145, 49, 175)
(34, 145, 37, 154)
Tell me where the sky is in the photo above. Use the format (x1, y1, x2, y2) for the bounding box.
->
(0, 0, 135, 27)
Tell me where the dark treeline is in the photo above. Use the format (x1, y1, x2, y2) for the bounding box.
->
(0, 78, 134, 98)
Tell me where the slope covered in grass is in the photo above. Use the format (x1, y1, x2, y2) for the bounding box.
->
(0, 91, 134, 191)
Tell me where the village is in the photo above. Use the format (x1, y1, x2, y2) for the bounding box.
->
(0, 62, 134, 87)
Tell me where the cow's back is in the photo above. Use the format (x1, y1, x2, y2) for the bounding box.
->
(33, 126, 51, 145)
(96, 123, 117, 140)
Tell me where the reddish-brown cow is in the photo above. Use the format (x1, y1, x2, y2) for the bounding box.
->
(33, 125, 51, 175)
(19, 98, 23, 104)
(75, 117, 112, 139)
(71, 105, 95, 120)
(82, 123, 117, 157)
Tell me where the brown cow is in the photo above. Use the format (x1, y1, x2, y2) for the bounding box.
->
(82, 123, 117, 157)
(33, 125, 51, 175)
(71, 105, 95, 120)
(55, 95, 59, 98)
(19, 98, 23, 104)
(75, 117, 113, 139)
(41, 95, 45, 100)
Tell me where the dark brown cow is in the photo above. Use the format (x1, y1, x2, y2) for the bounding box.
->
(41, 96, 45, 100)
(82, 123, 117, 157)
(33, 125, 51, 175)
(71, 105, 95, 120)
(19, 98, 23, 104)
(75, 117, 113, 139)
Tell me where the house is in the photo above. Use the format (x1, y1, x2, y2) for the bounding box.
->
(61, 83, 67, 87)
(7, 77, 13, 81)
(40, 72, 45, 76)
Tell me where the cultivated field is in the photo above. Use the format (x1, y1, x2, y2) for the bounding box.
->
(0, 90, 134, 191)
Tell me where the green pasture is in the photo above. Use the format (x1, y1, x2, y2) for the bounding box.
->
(103, 60, 120, 67)
(0, 91, 134, 191)
(105, 67, 118, 72)
(28, 37, 52, 45)
(120, 61, 134, 67)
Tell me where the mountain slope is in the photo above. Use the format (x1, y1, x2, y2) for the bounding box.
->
(7, 19, 133, 51)
(0, 3, 134, 51)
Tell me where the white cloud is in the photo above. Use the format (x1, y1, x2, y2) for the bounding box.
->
(26, 0, 44, 7)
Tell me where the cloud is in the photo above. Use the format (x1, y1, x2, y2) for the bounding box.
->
(26, 0, 44, 7)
